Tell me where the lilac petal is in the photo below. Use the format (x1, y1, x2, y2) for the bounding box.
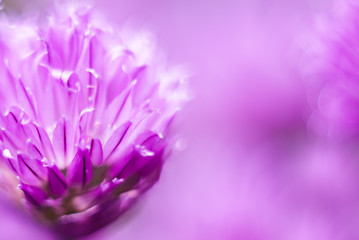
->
(117, 152, 153, 179)
(0, 129, 25, 154)
(107, 151, 134, 180)
(105, 67, 130, 105)
(7, 107, 24, 123)
(47, 164, 67, 197)
(117, 134, 165, 179)
(3, 112, 18, 132)
(0, 110, 28, 142)
(46, 69, 75, 121)
(15, 107, 31, 121)
(2, 64, 17, 101)
(26, 141, 43, 160)
(29, 65, 58, 126)
(14, 123, 30, 144)
(17, 154, 47, 185)
(67, 148, 93, 188)
(78, 108, 94, 136)
(91, 80, 106, 129)
(65, 72, 81, 93)
(103, 121, 132, 161)
(23, 123, 55, 161)
(131, 66, 157, 106)
(18, 182, 46, 207)
(52, 117, 75, 168)
(102, 49, 136, 104)
(89, 138, 103, 166)
(17, 79, 38, 120)
(130, 65, 147, 81)
(141, 132, 167, 154)
(44, 40, 62, 69)
(103, 81, 136, 127)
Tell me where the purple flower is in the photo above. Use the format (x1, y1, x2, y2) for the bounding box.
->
(0, 3, 187, 237)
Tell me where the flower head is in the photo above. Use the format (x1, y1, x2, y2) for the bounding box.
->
(0, 3, 187, 237)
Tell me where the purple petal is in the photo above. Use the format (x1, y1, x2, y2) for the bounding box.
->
(107, 150, 134, 180)
(17, 79, 38, 120)
(3, 112, 18, 132)
(78, 108, 94, 136)
(26, 141, 43, 160)
(23, 123, 56, 161)
(103, 121, 132, 161)
(67, 148, 93, 188)
(0, 129, 25, 155)
(89, 138, 103, 166)
(2, 149, 19, 174)
(47, 164, 67, 197)
(14, 123, 30, 144)
(18, 182, 47, 207)
(103, 81, 135, 127)
(138, 132, 166, 153)
(65, 72, 81, 93)
(117, 152, 154, 179)
(52, 117, 75, 168)
(8, 106, 30, 123)
(117, 133, 165, 179)
(17, 154, 47, 185)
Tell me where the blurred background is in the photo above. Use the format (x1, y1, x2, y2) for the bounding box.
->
(4, 0, 359, 240)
